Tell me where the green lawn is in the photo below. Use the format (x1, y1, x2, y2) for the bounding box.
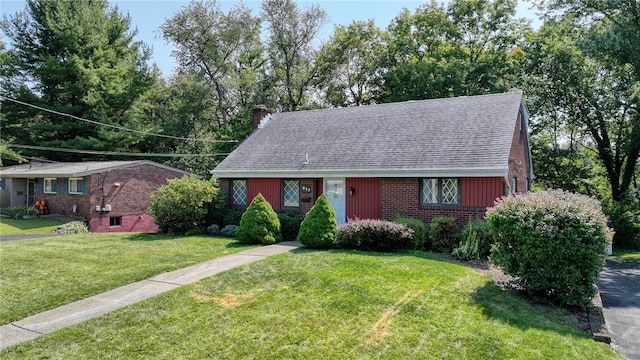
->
(0, 216, 71, 235)
(611, 249, 640, 261)
(0, 234, 256, 324)
(1, 249, 622, 359)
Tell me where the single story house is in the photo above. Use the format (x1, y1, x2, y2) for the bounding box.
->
(0, 160, 190, 232)
(211, 92, 533, 227)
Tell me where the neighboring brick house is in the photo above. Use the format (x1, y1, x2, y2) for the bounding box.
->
(0, 161, 190, 232)
(210, 92, 533, 228)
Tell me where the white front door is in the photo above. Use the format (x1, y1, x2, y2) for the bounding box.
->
(324, 178, 346, 224)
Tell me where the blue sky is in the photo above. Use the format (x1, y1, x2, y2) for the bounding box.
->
(1, 0, 542, 77)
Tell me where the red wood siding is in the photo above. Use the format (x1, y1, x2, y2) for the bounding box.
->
(346, 178, 381, 220)
(460, 177, 504, 207)
(248, 178, 281, 210)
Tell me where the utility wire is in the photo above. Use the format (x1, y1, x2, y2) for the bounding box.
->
(0, 96, 238, 143)
(7, 144, 229, 157)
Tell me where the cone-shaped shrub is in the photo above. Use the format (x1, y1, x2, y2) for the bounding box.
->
(298, 194, 337, 248)
(236, 193, 281, 245)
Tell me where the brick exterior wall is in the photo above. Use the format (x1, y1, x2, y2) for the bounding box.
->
(380, 178, 488, 229)
(508, 109, 532, 194)
(87, 164, 184, 232)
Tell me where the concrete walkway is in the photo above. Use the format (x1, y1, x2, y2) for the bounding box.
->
(0, 241, 302, 350)
(598, 257, 640, 360)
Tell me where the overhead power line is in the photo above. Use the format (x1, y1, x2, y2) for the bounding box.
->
(0, 96, 238, 143)
(7, 144, 229, 157)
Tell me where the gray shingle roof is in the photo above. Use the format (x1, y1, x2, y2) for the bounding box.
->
(212, 92, 526, 178)
(0, 160, 190, 178)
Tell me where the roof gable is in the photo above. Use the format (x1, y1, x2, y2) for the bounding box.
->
(212, 92, 525, 178)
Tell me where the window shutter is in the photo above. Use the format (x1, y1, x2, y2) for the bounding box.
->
(62, 178, 68, 194)
(38, 179, 43, 193)
(82, 178, 88, 194)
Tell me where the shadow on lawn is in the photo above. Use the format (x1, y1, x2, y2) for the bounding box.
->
(470, 276, 592, 338)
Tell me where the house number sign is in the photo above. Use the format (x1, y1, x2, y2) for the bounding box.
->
(301, 185, 311, 193)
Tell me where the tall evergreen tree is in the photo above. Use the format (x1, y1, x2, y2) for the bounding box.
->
(1, 0, 155, 161)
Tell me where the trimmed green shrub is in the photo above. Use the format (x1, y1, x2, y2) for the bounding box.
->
(236, 193, 281, 245)
(336, 219, 414, 251)
(220, 225, 238, 237)
(393, 215, 429, 250)
(487, 189, 613, 306)
(298, 194, 337, 248)
(149, 175, 225, 235)
(223, 209, 244, 226)
(429, 216, 459, 253)
(0, 207, 40, 219)
(452, 220, 493, 260)
(277, 212, 303, 241)
(207, 224, 221, 236)
(54, 221, 89, 234)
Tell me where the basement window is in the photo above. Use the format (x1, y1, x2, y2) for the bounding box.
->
(109, 216, 122, 227)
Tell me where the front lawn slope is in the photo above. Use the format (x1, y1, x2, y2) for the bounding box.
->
(1, 250, 621, 359)
(0, 234, 255, 324)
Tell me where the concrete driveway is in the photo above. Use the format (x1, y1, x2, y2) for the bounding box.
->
(598, 257, 640, 360)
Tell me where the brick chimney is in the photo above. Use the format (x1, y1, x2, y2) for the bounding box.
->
(251, 105, 270, 129)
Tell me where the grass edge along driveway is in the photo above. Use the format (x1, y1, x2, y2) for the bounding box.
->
(1, 249, 623, 359)
(0, 233, 257, 324)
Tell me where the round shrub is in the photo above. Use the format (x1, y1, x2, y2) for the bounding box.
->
(149, 175, 224, 235)
(336, 219, 414, 251)
(429, 216, 459, 253)
(487, 189, 613, 306)
(452, 220, 493, 260)
(277, 212, 303, 241)
(207, 224, 221, 236)
(298, 194, 337, 248)
(236, 193, 281, 245)
(54, 221, 89, 234)
(393, 215, 429, 250)
(220, 225, 238, 237)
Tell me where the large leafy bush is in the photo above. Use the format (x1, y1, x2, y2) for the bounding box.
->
(298, 194, 337, 248)
(452, 220, 493, 260)
(429, 216, 459, 253)
(604, 189, 640, 250)
(277, 212, 303, 241)
(487, 189, 612, 306)
(236, 193, 281, 245)
(336, 219, 414, 251)
(393, 215, 429, 250)
(149, 175, 224, 234)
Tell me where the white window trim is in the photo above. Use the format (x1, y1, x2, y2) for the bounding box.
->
(68, 178, 83, 194)
(44, 178, 58, 194)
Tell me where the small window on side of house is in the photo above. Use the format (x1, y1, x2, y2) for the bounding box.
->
(68, 178, 83, 194)
(44, 178, 58, 194)
(513, 177, 518, 194)
(231, 180, 247, 205)
(282, 179, 300, 207)
(109, 216, 122, 227)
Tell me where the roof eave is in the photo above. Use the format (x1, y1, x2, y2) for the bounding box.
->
(210, 168, 509, 179)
